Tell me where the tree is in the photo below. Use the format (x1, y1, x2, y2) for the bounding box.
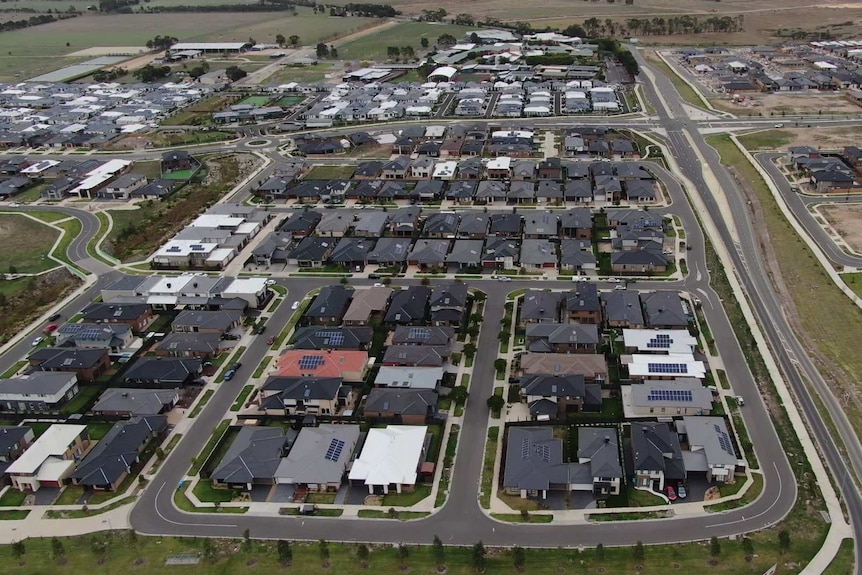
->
(224, 66, 247, 82)
(595, 543, 605, 562)
(0, 293, 6, 308)
(498, 330, 510, 343)
(357, 543, 370, 565)
(741, 537, 754, 558)
(432, 535, 446, 567)
(289, 35, 300, 46)
(778, 530, 791, 553)
(494, 358, 506, 373)
(8, 264, 16, 274)
(471, 541, 486, 572)
(397, 544, 409, 568)
(277, 540, 293, 565)
(448, 385, 469, 405)
(437, 33, 457, 47)
(242, 529, 252, 552)
(319, 539, 330, 564)
(512, 546, 526, 571)
(316, 42, 329, 58)
(633, 541, 645, 562)
(469, 312, 484, 325)
(11, 540, 25, 559)
(467, 325, 480, 338)
(400, 45, 414, 59)
(51, 537, 65, 560)
(454, 13, 475, 26)
(710, 536, 721, 557)
(276, 33, 286, 46)
(462, 342, 477, 358)
(330, 47, 338, 58)
(487, 394, 505, 413)
(202, 539, 217, 563)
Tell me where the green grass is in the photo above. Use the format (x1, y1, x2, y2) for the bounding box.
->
(356, 510, 430, 520)
(305, 165, 355, 180)
(53, 217, 84, 272)
(54, 486, 85, 506)
(0, 509, 28, 520)
(435, 424, 459, 507)
(338, 21, 475, 61)
(174, 482, 247, 514)
(230, 385, 254, 412)
(491, 513, 553, 523)
(20, 210, 68, 223)
(238, 95, 272, 106)
(215, 345, 246, 383)
(272, 294, 314, 350)
(823, 538, 855, 575)
(60, 384, 102, 415)
(709, 473, 765, 512)
(0, 489, 26, 507)
(717, 368, 731, 390)
(0, 214, 60, 273)
(304, 492, 336, 505)
(645, 51, 706, 109)
(0, 360, 27, 378)
(842, 272, 862, 299)
(188, 389, 214, 418)
(589, 510, 672, 521)
(267, 62, 336, 85)
(280, 506, 344, 517)
(626, 487, 666, 507)
(269, 284, 287, 296)
(381, 484, 431, 507)
(252, 355, 273, 378)
(189, 419, 230, 476)
(43, 496, 135, 519)
(479, 427, 499, 509)
(193, 479, 240, 503)
(738, 130, 793, 151)
(86, 421, 115, 440)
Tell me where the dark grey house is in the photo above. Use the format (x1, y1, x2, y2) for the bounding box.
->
(210, 426, 289, 489)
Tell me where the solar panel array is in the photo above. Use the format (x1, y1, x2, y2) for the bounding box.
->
(299, 355, 325, 370)
(647, 362, 688, 374)
(408, 327, 432, 340)
(521, 438, 530, 460)
(646, 333, 672, 349)
(714, 424, 734, 455)
(79, 328, 108, 340)
(316, 331, 344, 346)
(325, 438, 346, 461)
(646, 389, 693, 402)
(535, 444, 551, 463)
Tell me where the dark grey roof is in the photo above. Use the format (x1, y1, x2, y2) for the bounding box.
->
(641, 291, 688, 327)
(520, 290, 561, 322)
(92, 388, 179, 415)
(430, 283, 468, 310)
(561, 208, 593, 230)
(82, 302, 150, 322)
(364, 388, 438, 416)
(564, 285, 601, 313)
(391, 325, 454, 346)
(523, 211, 559, 236)
(123, 358, 202, 384)
(578, 427, 622, 479)
(305, 286, 353, 319)
(157, 332, 222, 354)
(408, 239, 451, 264)
(560, 240, 597, 267)
(211, 426, 287, 485)
(385, 286, 431, 323)
(262, 376, 342, 401)
(288, 236, 334, 262)
(423, 212, 460, 235)
(447, 239, 483, 265)
(274, 424, 360, 486)
(457, 213, 490, 235)
(602, 291, 645, 325)
(631, 422, 686, 479)
(611, 250, 667, 267)
(281, 210, 322, 233)
(525, 323, 599, 351)
(520, 239, 557, 266)
(368, 238, 410, 263)
(72, 415, 167, 487)
(520, 373, 586, 399)
(383, 345, 447, 366)
(29, 348, 107, 369)
(0, 372, 76, 396)
(483, 237, 519, 261)
(291, 326, 373, 349)
(173, 310, 240, 332)
(489, 212, 522, 234)
(502, 427, 573, 491)
(0, 426, 31, 458)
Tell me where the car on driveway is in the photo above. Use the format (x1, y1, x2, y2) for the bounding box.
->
(666, 485, 677, 501)
(677, 484, 687, 499)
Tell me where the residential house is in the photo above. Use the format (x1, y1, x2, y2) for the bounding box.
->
(408, 239, 451, 269)
(525, 323, 600, 353)
(385, 286, 431, 325)
(520, 239, 557, 271)
(507, 181, 535, 204)
(172, 310, 242, 335)
(537, 157, 563, 180)
(561, 208, 594, 239)
(523, 211, 559, 239)
(381, 156, 411, 179)
(367, 238, 410, 267)
(422, 213, 460, 239)
(280, 210, 322, 237)
(80, 303, 153, 332)
(274, 424, 361, 491)
(154, 332, 222, 360)
(447, 239, 483, 269)
(291, 326, 373, 350)
(519, 353, 608, 383)
(274, 350, 369, 382)
(71, 415, 166, 491)
(343, 287, 392, 326)
(602, 291, 645, 328)
(161, 150, 195, 173)
(519, 373, 601, 419)
(363, 388, 438, 425)
(287, 237, 335, 268)
(457, 213, 490, 238)
(6, 424, 90, 491)
(678, 416, 737, 483)
(316, 211, 354, 238)
(520, 290, 562, 323)
(374, 366, 443, 389)
(630, 422, 686, 491)
(429, 283, 468, 327)
(303, 286, 354, 326)
(0, 373, 79, 413)
(577, 427, 623, 496)
(560, 239, 597, 272)
(27, 348, 110, 382)
(475, 180, 508, 204)
(564, 285, 602, 324)
(482, 237, 520, 269)
(535, 181, 563, 205)
(410, 156, 435, 179)
(388, 206, 422, 237)
(91, 388, 179, 417)
(122, 358, 202, 388)
(328, 238, 375, 271)
(382, 345, 448, 367)
(413, 180, 445, 201)
(621, 380, 714, 418)
(258, 376, 354, 415)
(489, 213, 522, 237)
(211, 426, 288, 490)
(54, 323, 133, 354)
(348, 425, 428, 494)
(641, 291, 689, 328)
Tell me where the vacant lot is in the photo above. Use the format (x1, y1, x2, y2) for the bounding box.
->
(714, 93, 862, 115)
(338, 22, 475, 61)
(0, 9, 375, 81)
(742, 126, 862, 152)
(818, 204, 862, 254)
(0, 270, 80, 344)
(0, 214, 60, 274)
(266, 62, 339, 85)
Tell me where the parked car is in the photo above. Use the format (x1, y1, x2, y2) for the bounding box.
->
(614, 285, 627, 291)
(31, 336, 44, 347)
(254, 324, 266, 335)
(265, 279, 276, 286)
(497, 276, 512, 282)
(223, 369, 237, 381)
(572, 276, 588, 282)
(736, 395, 745, 406)
(291, 301, 300, 310)
(47, 313, 61, 322)
(666, 485, 677, 501)
(367, 273, 380, 279)
(267, 336, 275, 345)
(43, 323, 58, 333)
(677, 484, 687, 499)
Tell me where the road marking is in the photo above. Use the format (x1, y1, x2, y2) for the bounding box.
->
(706, 462, 783, 528)
(154, 482, 239, 528)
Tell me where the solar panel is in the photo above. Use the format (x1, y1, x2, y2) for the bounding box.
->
(535, 444, 551, 463)
(521, 438, 530, 460)
(299, 355, 325, 370)
(647, 363, 688, 374)
(324, 438, 346, 462)
(646, 389, 694, 402)
(409, 327, 432, 340)
(714, 424, 735, 454)
(316, 331, 344, 346)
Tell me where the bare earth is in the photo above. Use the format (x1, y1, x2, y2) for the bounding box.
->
(818, 204, 862, 254)
(771, 127, 862, 151)
(67, 46, 148, 57)
(714, 93, 862, 115)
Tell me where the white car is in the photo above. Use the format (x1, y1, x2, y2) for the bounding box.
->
(609, 277, 622, 283)
(373, 283, 385, 287)
(736, 395, 745, 406)
(265, 279, 276, 286)
(497, 276, 512, 282)
(291, 301, 300, 310)
(614, 285, 627, 290)
(31, 336, 44, 346)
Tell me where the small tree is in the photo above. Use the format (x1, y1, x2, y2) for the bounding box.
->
(242, 529, 252, 552)
(277, 540, 293, 565)
(397, 544, 409, 568)
(275, 33, 286, 46)
(494, 358, 507, 373)
(432, 535, 446, 567)
(633, 541, 645, 562)
(289, 35, 300, 46)
(11, 540, 25, 559)
(51, 537, 65, 561)
(357, 543, 370, 566)
(778, 530, 791, 553)
(8, 264, 16, 274)
(421, 277, 431, 286)
(512, 545, 526, 571)
(472, 541, 486, 572)
(319, 539, 330, 564)
(155, 447, 165, 460)
(202, 539, 217, 563)
(470, 312, 484, 325)
(487, 394, 505, 413)
(710, 536, 721, 557)
(741, 537, 754, 558)
(498, 330, 510, 343)
(595, 543, 605, 562)
(463, 342, 477, 358)
(421, 37, 429, 48)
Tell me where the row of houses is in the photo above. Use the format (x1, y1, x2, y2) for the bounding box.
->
(787, 145, 862, 193)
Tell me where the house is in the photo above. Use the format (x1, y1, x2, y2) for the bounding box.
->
(0, 371, 79, 413)
(81, 303, 153, 332)
(577, 427, 623, 496)
(507, 181, 535, 204)
(621, 379, 714, 418)
(489, 213, 522, 237)
(288, 237, 335, 268)
(91, 388, 179, 417)
(343, 287, 392, 326)
(630, 422, 686, 491)
(303, 286, 354, 326)
(354, 160, 384, 179)
(381, 156, 411, 179)
(281, 210, 322, 237)
(6, 424, 90, 491)
(385, 286, 430, 325)
(538, 157, 563, 179)
(520, 239, 557, 271)
(525, 323, 600, 353)
(363, 388, 438, 424)
(622, 329, 697, 354)
(348, 425, 428, 494)
(678, 416, 737, 483)
(564, 285, 602, 324)
(413, 180, 445, 201)
(211, 426, 288, 490)
(560, 239, 597, 272)
(161, 150, 195, 173)
(407, 239, 451, 268)
(565, 180, 594, 203)
(602, 291, 645, 328)
(447, 239, 483, 268)
(519, 353, 608, 383)
(367, 238, 410, 266)
(316, 211, 355, 238)
(561, 208, 594, 239)
(611, 250, 668, 274)
(382, 345, 447, 367)
(520, 290, 562, 323)
(27, 348, 110, 382)
(274, 424, 361, 491)
(274, 350, 369, 382)
(258, 376, 354, 415)
(122, 358, 202, 388)
(519, 373, 601, 419)
(457, 213, 490, 238)
(625, 353, 706, 381)
(392, 325, 454, 347)
(422, 212, 460, 238)
(482, 237, 519, 269)
(71, 415, 166, 491)
(100, 173, 146, 199)
(475, 180, 508, 204)
(523, 211, 559, 239)
(54, 323, 133, 353)
(253, 232, 294, 266)
(172, 310, 242, 334)
(292, 326, 373, 350)
(429, 283, 468, 327)
(155, 332, 222, 359)
(410, 156, 435, 179)
(641, 291, 689, 328)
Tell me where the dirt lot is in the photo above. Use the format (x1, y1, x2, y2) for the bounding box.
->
(817, 204, 862, 254)
(714, 93, 862, 115)
(67, 46, 148, 57)
(747, 126, 862, 151)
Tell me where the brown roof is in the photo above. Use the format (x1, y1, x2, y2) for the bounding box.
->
(519, 353, 608, 378)
(342, 287, 392, 323)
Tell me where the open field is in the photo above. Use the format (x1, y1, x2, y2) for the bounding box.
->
(0, 271, 80, 344)
(0, 214, 59, 274)
(737, 130, 794, 151)
(266, 62, 338, 85)
(714, 93, 862, 115)
(818, 204, 862, 254)
(338, 22, 475, 61)
(0, 9, 375, 81)
(739, 126, 862, 152)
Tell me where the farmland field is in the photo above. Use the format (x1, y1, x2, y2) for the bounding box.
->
(0, 9, 375, 81)
(266, 62, 338, 85)
(0, 214, 60, 274)
(338, 22, 475, 61)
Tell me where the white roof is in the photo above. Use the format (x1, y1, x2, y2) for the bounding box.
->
(171, 42, 248, 51)
(814, 61, 838, 70)
(348, 425, 427, 486)
(149, 275, 193, 294)
(432, 161, 458, 178)
(429, 66, 457, 79)
(7, 424, 86, 475)
(375, 366, 443, 389)
(222, 277, 267, 296)
(206, 248, 235, 263)
(155, 240, 218, 258)
(491, 129, 533, 139)
(627, 353, 706, 379)
(147, 295, 178, 305)
(622, 329, 697, 354)
(70, 159, 132, 194)
(190, 214, 244, 229)
(36, 457, 76, 482)
(21, 159, 60, 174)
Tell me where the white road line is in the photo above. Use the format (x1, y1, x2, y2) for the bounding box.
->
(154, 482, 238, 528)
(707, 463, 781, 528)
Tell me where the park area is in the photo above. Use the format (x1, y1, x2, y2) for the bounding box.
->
(337, 22, 475, 61)
(0, 214, 60, 274)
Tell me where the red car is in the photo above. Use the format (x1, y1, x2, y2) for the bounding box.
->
(666, 485, 678, 501)
(43, 323, 58, 333)
(267, 336, 276, 346)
